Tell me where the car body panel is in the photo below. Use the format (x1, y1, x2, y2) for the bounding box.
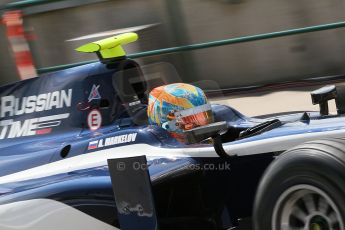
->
(1, 59, 345, 229)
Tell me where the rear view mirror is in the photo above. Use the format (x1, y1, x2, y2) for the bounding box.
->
(184, 121, 233, 158)
(184, 121, 228, 144)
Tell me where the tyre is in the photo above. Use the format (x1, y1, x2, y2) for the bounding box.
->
(253, 138, 345, 230)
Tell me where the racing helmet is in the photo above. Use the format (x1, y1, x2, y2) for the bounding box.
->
(147, 83, 214, 142)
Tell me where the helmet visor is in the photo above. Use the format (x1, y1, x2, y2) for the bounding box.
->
(162, 103, 213, 132)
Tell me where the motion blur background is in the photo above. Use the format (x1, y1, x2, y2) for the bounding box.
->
(1, 0, 345, 91)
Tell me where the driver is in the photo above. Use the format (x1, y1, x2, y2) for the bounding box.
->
(147, 83, 214, 142)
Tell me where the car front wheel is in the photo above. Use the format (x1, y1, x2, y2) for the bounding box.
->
(253, 138, 345, 230)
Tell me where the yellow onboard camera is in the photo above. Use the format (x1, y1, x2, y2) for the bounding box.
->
(75, 32, 138, 62)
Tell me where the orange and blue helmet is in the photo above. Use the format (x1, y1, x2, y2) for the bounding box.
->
(147, 83, 214, 142)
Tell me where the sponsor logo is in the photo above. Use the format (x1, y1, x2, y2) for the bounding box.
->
(88, 85, 101, 102)
(0, 89, 72, 118)
(0, 113, 70, 139)
(88, 133, 138, 150)
(87, 109, 102, 131)
(129, 100, 141, 107)
(0, 89, 73, 140)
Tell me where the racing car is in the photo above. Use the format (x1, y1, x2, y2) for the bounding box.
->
(0, 32, 345, 230)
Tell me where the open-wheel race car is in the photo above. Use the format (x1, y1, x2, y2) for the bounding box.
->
(0, 32, 345, 230)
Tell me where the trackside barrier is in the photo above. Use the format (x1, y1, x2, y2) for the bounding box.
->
(2, 10, 37, 80)
(36, 21, 345, 74)
(2, 1, 345, 76)
(0, 0, 69, 11)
